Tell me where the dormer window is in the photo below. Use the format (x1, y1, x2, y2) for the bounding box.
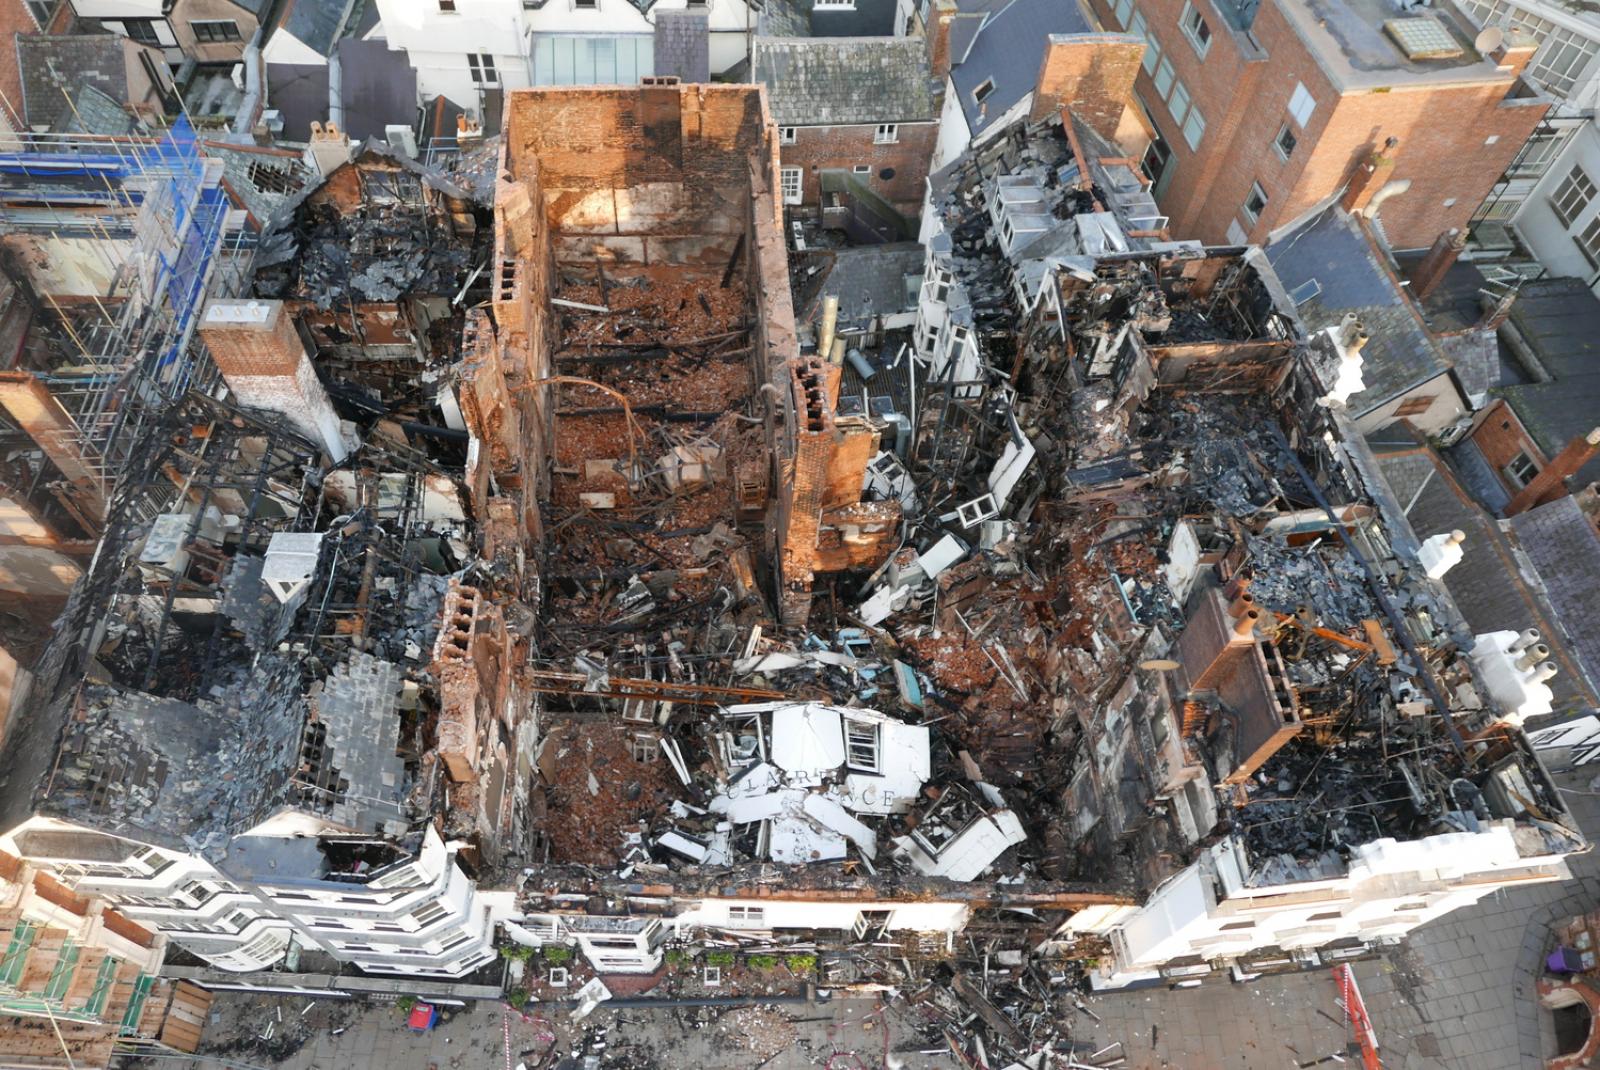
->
(973, 78, 994, 105)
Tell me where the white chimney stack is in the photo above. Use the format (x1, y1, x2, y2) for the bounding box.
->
(1418, 529, 1465, 579)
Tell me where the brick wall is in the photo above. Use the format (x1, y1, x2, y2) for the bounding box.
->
(780, 122, 938, 215)
(1468, 398, 1546, 493)
(1030, 34, 1145, 143)
(1086, 0, 1549, 249)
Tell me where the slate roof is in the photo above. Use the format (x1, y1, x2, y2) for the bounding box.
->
(655, 9, 710, 83)
(36, 658, 306, 859)
(1365, 427, 1599, 710)
(15, 34, 133, 131)
(949, 0, 1093, 138)
(816, 243, 925, 331)
(752, 38, 935, 126)
(1267, 208, 1470, 418)
(275, 0, 364, 58)
(1495, 276, 1600, 488)
(1509, 495, 1600, 703)
(267, 34, 417, 143)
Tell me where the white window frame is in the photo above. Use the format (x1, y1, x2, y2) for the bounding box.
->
(853, 164, 871, 175)
(874, 123, 898, 144)
(779, 126, 797, 145)
(1288, 82, 1316, 127)
(1241, 181, 1268, 224)
(573, 0, 599, 8)
(844, 718, 881, 772)
(1153, 55, 1175, 97)
(1180, 1, 1213, 58)
(727, 905, 766, 926)
(1273, 122, 1297, 160)
(1578, 213, 1600, 267)
(1182, 103, 1206, 149)
(1549, 163, 1596, 228)
(1505, 451, 1539, 487)
(780, 166, 802, 205)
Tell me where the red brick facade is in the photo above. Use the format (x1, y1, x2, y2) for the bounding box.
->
(1085, 0, 1549, 249)
(1031, 34, 1146, 142)
(779, 121, 939, 216)
(1465, 398, 1547, 497)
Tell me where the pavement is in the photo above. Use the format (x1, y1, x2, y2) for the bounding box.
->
(146, 768, 1600, 1070)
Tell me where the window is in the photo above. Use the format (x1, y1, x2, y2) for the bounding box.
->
(1308, 910, 1344, 921)
(844, 718, 881, 772)
(1512, 126, 1574, 178)
(1392, 394, 1436, 418)
(410, 901, 449, 927)
(874, 123, 898, 144)
(1549, 163, 1596, 227)
(930, 269, 952, 304)
(779, 126, 797, 145)
(1113, 0, 1133, 26)
(1130, 12, 1157, 74)
(727, 905, 765, 925)
(123, 18, 161, 45)
(630, 734, 659, 762)
(852, 164, 871, 175)
(1220, 920, 1255, 931)
(1505, 451, 1539, 487)
(1154, 56, 1175, 97)
(1458, 0, 1599, 98)
(780, 166, 802, 205)
(1180, 1, 1213, 57)
(1168, 80, 1191, 125)
(467, 53, 498, 84)
(1241, 181, 1268, 224)
(440, 0, 456, 9)
(1578, 214, 1600, 266)
(191, 19, 241, 42)
(1182, 103, 1206, 149)
(972, 78, 995, 104)
(1287, 81, 1316, 127)
(1274, 123, 1297, 160)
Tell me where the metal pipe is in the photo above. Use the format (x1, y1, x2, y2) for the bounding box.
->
(817, 294, 839, 359)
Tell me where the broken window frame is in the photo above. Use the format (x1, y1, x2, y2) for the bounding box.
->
(779, 126, 797, 145)
(972, 78, 995, 105)
(630, 733, 660, 762)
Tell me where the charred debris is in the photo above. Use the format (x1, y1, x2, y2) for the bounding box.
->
(0, 92, 1584, 1069)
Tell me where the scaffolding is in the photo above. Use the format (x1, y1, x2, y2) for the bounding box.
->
(0, 119, 248, 510)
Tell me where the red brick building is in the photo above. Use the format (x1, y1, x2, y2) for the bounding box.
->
(1084, 0, 1550, 249)
(752, 37, 937, 225)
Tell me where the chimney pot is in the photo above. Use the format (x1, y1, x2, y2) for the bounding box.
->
(1234, 609, 1261, 638)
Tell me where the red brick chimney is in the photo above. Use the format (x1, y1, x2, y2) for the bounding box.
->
(1030, 34, 1146, 140)
(199, 300, 349, 462)
(1504, 428, 1600, 516)
(1341, 140, 1399, 214)
(1411, 228, 1465, 301)
(927, 0, 959, 83)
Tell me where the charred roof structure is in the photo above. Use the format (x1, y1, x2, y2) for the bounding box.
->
(0, 74, 1586, 1068)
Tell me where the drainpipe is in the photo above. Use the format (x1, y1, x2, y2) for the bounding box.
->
(231, 32, 263, 137)
(327, 48, 344, 133)
(1360, 179, 1412, 222)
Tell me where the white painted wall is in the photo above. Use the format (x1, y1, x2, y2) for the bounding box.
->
(930, 79, 971, 171)
(1514, 121, 1600, 288)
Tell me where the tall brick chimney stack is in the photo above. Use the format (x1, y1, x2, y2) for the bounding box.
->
(1504, 427, 1600, 517)
(927, 0, 959, 84)
(1411, 228, 1465, 301)
(1341, 140, 1399, 215)
(199, 300, 350, 462)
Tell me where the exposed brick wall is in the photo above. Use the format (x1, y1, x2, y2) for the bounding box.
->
(199, 300, 345, 461)
(1030, 34, 1145, 143)
(1467, 398, 1546, 497)
(927, 0, 957, 82)
(780, 122, 938, 214)
(1085, 0, 1550, 249)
